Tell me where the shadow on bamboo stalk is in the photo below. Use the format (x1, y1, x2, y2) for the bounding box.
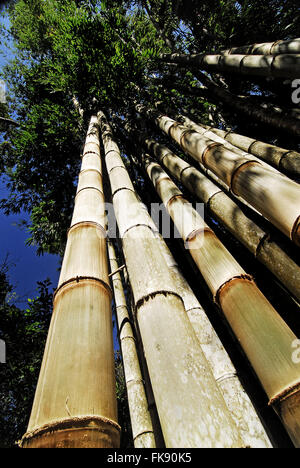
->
(143, 138, 300, 304)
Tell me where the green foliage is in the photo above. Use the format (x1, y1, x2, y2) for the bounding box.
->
(0, 263, 53, 448)
(0, 0, 299, 256)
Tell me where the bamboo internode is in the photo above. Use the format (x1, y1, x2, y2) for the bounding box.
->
(160, 52, 300, 79)
(141, 155, 300, 447)
(221, 38, 300, 56)
(98, 111, 243, 448)
(20, 117, 120, 449)
(144, 138, 300, 303)
(107, 240, 156, 448)
(191, 123, 300, 179)
(155, 114, 300, 247)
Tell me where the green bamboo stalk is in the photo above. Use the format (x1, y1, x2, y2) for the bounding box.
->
(191, 122, 300, 179)
(20, 117, 120, 448)
(154, 114, 300, 247)
(144, 137, 300, 303)
(98, 111, 243, 448)
(140, 154, 300, 448)
(221, 38, 300, 55)
(160, 51, 300, 79)
(107, 240, 156, 448)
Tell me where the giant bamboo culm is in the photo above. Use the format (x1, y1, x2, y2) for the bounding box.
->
(20, 116, 120, 448)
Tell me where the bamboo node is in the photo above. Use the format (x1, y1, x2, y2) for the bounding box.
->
(133, 430, 155, 442)
(166, 193, 185, 209)
(179, 164, 193, 181)
(214, 274, 255, 306)
(67, 221, 107, 238)
(185, 226, 213, 244)
(179, 128, 198, 150)
(19, 415, 121, 447)
(76, 186, 104, 196)
(135, 290, 183, 311)
(216, 372, 238, 384)
(82, 151, 99, 158)
(268, 381, 300, 406)
(254, 233, 270, 258)
(54, 276, 112, 299)
(291, 215, 300, 246)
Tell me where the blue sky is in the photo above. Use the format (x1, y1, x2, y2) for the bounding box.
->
(0, 12, 60, 305)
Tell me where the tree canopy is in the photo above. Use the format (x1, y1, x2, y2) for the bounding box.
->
(0, 0, 299, 255)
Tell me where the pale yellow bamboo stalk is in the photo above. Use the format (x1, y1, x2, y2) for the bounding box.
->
(155, 114, 300, 247)
(98, 111, 243, 448)
(150, 227, 272, 448)
(144, 138, 300, 303)
(160, 51, 300, 79)
(20, 117, 120, 448)
(107, 240, 156, 448)
(141, 155, 300, 448)
(221, 38, 300, 56)
(198, 124, 300, 178)
(178, 114, 281, 175)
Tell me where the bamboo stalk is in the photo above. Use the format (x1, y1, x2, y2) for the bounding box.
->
(20, 117, 120, 448)
(221, 38, 300, 56)
(148, 225, 272, 448)
(107, 240, 156, 448)
(178, 115, 282, 175)
(144, 138, 300, 303)
(140, 154, 300, 448)
(154, 114, 300, 247)
(98, 111, 243, 448)
(194, 123, 300, 179)
(160, 52, 300, 79)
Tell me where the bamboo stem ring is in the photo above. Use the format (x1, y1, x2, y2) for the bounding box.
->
(269, 382, 300, 406)
(291, 215, 300, 246)
(214, 274, 254, 305)
(202, 142, 222, 165)
(230, 160, 261, 195)
(82, 151, 99, 158)
(53, 276, 112, 299)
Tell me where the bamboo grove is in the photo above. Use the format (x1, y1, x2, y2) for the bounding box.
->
(1, 0, 300, 450)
